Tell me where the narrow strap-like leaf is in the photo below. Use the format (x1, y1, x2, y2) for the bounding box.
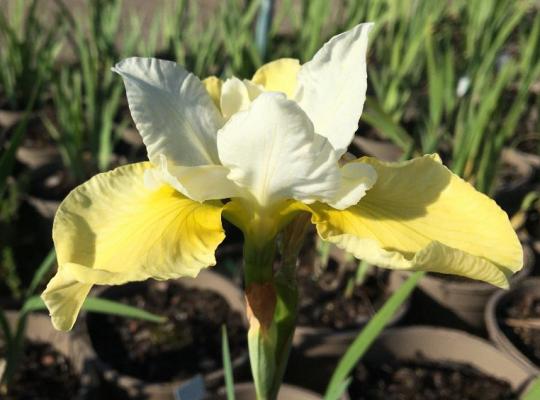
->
(221, 325, 236, 400)
(324, 271, 424, 400)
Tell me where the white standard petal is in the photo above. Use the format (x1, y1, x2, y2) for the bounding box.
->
(220, 77, 263, 120)
(217, 92, 340, 207)
(113, 57, 224, 166)
(327, 162, 377, 210)
(144, 154, 239, 202)
(295, 23, 373, 156)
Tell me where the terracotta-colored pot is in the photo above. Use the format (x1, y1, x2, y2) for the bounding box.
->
(0, 109, 26, 130)
(293, 297, 408, 349)
(121, 126, 144, 148)
(294, 246, 409, 349)
(25, 162, 75, 219)
(363, 326, 535, 396)
(288, 326, 534, 396)
(216, 383, 323, 400)
(3, 312, 97, 399)
(486, 277, 540, 374)
(1, 110, 61, 170)
(289, 316, 389, 395)
(351, 136, 402, 161)
(390, 243, 534, 330)
(16, 145, 60, 170)
(78, 270, 249, 400)
(493, 148, 536, 215)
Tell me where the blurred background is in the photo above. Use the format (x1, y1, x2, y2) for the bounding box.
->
(3, 0, 538, 287)
(0, 0, 539, 399)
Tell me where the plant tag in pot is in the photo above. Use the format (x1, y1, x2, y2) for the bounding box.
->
(174, 374, 206, 400)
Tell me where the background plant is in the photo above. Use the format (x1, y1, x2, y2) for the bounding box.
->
(0, 0, 64, 110)
(0, 92, 39, 301)
(0, 1, 538, 398)
(50, 0, 139, 174)
(360, 0, 540, 194)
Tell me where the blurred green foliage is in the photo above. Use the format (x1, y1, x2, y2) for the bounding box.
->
(0, 0, 64, 110)
(0, 0, 538, 295)
(0, 2, 538, 393)
(0, 0, 540, 192)
(1, 0, 537, 190)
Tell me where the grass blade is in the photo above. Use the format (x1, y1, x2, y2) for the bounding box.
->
(324, 271, 424, 400)
(361, 96, 414, 152)
(221, 325, 236, 400)
(0, 308, 13, 346)
(21, 296, 165, 323)
(25, 249, 56, 298)
(82, 297, 166, 323)
(521, 377, 540, 400)
(0, 85, 39, 197)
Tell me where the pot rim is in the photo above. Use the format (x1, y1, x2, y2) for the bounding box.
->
(485, 277, 540, 374)
(295, 253, 409, 336)
(3, 311, 97, 400)
(295, 296, 409, 338)
(217, 382, 323, 400)
(368, 326, 535, 393)
(78, 269, 249, 394)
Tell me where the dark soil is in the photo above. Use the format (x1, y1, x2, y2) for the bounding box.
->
(349, 358, 516, 400)
(0, 202, 54, 300)
(524, 206, 540, 240)
(17, 111, 55, 151)
(499, 291, 540, 366)
(296, 258, 392, 330)
(87, 280, 246, 382)
(2, 341, 81, 400)
(27, 163, 76, 201)
(496, 159, 528, 192)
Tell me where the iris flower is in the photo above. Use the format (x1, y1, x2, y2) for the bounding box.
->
(43, 21, 521, 353)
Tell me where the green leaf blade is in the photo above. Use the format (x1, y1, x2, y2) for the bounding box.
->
(21, 296, 165, 324)
(324, 271, 424, 400)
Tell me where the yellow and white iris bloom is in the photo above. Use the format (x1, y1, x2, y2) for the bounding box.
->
(43, 23, 522, 331)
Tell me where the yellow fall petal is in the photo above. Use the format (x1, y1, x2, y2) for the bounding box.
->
(307, 155, 523, 288)
(251, 58, 300, 98)
(42, 162, 225, 330)
(203, 75, 223, 109)
(42, 272, 92, 332)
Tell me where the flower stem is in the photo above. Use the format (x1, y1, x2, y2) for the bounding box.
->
(243, 235, 278, 400)
(242, 211, 310, 400)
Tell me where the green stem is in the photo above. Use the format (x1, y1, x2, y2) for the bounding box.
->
(242, 220, 306, 399)
(270, 213, 310, 398)
(239, 208, 309, 400)
(271, 261, 298, 399)
(243, 235, 276, 287)
(243, 235, 278, 400)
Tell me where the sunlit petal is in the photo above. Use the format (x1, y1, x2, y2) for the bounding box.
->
(327, 162, 377, 210)
(220, 77, 263, 120)
(42, 273, 92, 333)
(217, 92, 340, 207)
(295, 23, 372, 155)
(145, 154, 239, 201)
(42, 162, 225, 330)
(307, 155, 522, 287)
(202, 76, 223, 108)
(114, 57, 224, 166)
(251, 58, 300, 98)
